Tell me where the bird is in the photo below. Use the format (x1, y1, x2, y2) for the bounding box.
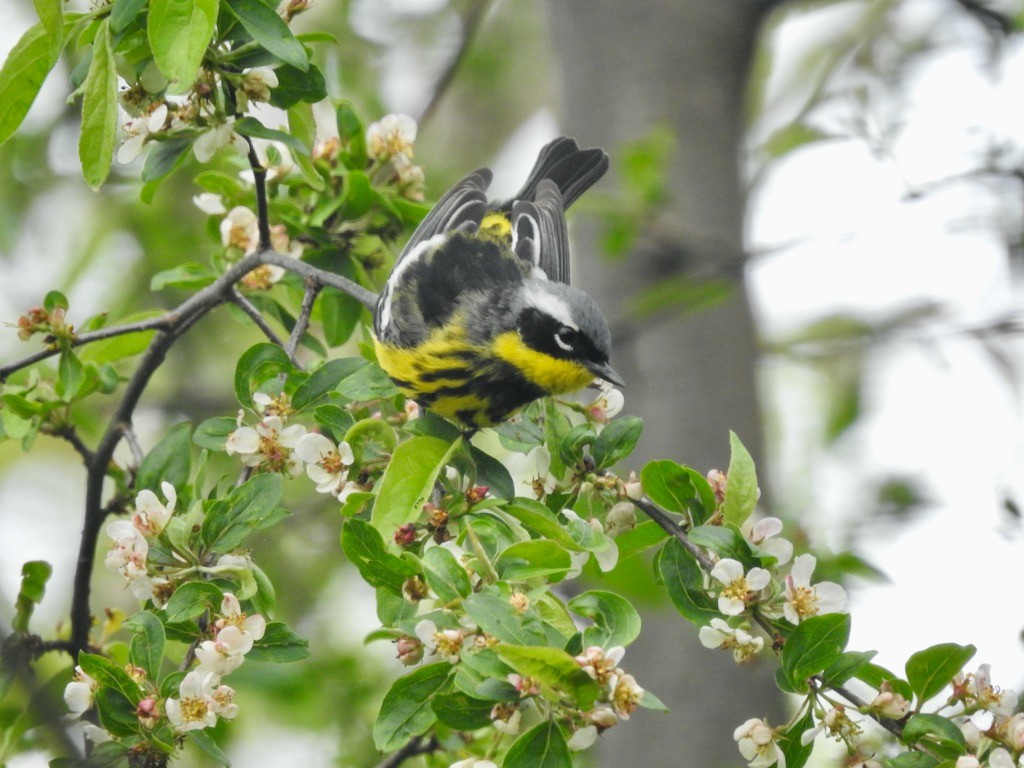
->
(372, 136, 623, 430)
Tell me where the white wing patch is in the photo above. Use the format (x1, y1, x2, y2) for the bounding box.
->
(377, 234, 447, 333)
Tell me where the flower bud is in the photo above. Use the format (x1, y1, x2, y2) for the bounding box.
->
(394, 523, 418, 548)
(395, 636, 424, 666)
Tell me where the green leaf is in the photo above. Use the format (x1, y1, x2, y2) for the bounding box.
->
(501, 498, 580, 550)
(150, 263, 217, 291)
(688, 524, 755, 567)
(193, 416, 237, 451)
(494, 540, 572, 581)
(312, 404, 355, 442)
(905, 643, 976, 707)
(371, 436, 457, 543)
(421, 545, 472, 604)
(247, 621, 309, 662)
(148, 0, 219, 92)
(188, 728, 231, 767)
(821, 650, 877, 687)
(141, 136, 192, 182)
(592, 416, 643, 469)
(32, 0, 63, 66)
(504, 721, 572, 768)
(94, 687, 139, 738)
(12, 560, 51, 633)
(79, 740, 131, 767)
(778, 708, 815, 768)
(567, 590, 642, 648)
(463, 591, 547, 646)
(496, 645, 600, 709)
(234, 343, 292, 409)
(234, 116, 310, 156)
(110, 0, 148, 33)
(201, 472, 287, 551)
(723, 431, 759, 526)
(781, 613, 851, 689)
(0, 22, 62, 147)
(883, 754, 942, 768)
(431, 691, 493, 730)
(78, 652, 142, 705)
(640, 460, 696, 514)
(78, 19, 117, 189)
(372, 663, 450, 752)
(136, 422, 191, 494)
(124, 611, 165, 681)
(291, 358, 353, 411)
(658, 538, 718, 625)
(335, 100, 367, 167)
(340, 518, 419, 593)
(268, 62, 326, 109)
(163, 581, 223, 624)
(902, 714, 966, 757)
(319, 287, 363, 346)
(57, 349, 85, 400)
(223, 0, 308, 70)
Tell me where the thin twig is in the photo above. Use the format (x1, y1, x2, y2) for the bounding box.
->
(373, 735, 440, 768)
(416, 0, 492, 128)
(245, 138, 273, 250)
(228, 287, 285, 346)
(632, 495, 715, 571)
(120, 424, 145, 468)
(0, 316, 174, 381)
(285, 278, 322, 362)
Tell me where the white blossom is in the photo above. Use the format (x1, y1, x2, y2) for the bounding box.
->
(783, 554, 847, 624)
(64, 666, 98, 718)
(116, 103, 168, 164)
(748, 517, 793, 565)
(131, 481, 176, 537)
(366, 113, 416, 159)
(294, 432, 355, 495)
(710, 558, 771, 616)
(734, 717, 786, 768)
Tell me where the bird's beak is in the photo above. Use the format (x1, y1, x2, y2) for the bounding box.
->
(586, 360, 625, 388)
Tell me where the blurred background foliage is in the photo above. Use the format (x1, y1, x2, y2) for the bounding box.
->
(2, 0, 1024, 765)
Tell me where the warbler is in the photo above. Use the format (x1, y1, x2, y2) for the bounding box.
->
(373, 137, 623, 429)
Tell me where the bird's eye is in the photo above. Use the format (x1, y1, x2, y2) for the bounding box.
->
(554, 326, 577, 352)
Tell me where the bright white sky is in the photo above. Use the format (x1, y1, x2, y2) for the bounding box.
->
(0, 2, 1022, 763)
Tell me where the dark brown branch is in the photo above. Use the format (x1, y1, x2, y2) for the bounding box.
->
(373, 735, 440, 768)
(68, 252, 266, 655)
(285, 278, 322, 362)
(632, 495, 715, 571)
(261, 249, 378, 309)
(0, 316, 174, 382)
(228, 287, 285, 346)
(416, 0, 492, 128)
(245, 138, 273, 250)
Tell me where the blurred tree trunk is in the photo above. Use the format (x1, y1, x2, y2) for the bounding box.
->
(546, 1, 785, 765)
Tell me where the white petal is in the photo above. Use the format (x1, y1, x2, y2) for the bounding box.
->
(790, 554, 816, 587)
(711, 558, 743, 584)
(295, 432, 336, 463)
(746, 567, 772, 591)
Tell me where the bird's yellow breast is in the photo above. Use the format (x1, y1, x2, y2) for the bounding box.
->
(490, 331, 594, 395)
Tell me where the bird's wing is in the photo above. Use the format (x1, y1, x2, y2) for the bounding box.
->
(511, 179, 570, 283)
(393, 168, 493, 266)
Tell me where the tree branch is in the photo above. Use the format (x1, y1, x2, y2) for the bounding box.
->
(373, 735, 440, 768)
(228, 287, 286, 347)
(631, 495, 715, 571)
(285, 278, 322, 362)
(68, 252, 266, 656)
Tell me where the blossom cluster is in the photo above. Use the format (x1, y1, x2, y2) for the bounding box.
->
(64, 594, 266, 737)
(117, 66, 279, 167)
(224, 393, 358, 499)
